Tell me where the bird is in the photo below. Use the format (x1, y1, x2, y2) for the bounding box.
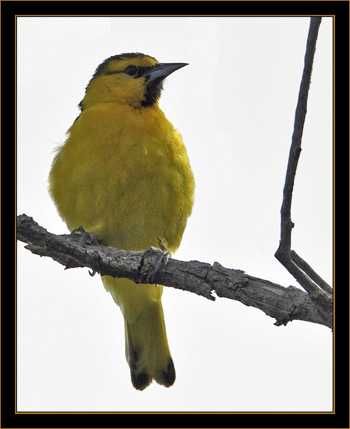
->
(49, 53, 195, 390)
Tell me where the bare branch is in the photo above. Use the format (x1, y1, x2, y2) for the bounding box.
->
(275, 17, 332, 303)
(17, 214, 332, 329)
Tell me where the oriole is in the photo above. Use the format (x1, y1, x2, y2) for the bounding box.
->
(49, 53, 195, 390)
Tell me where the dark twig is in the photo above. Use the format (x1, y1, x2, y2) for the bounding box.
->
(275, 18, 332, 306)
(17, 214, 332, 328)
(290, 250, 332, 295)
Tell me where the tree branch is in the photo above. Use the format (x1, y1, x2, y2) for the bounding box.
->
(275, 17, 332, 312)
(17, 214, 332, 329)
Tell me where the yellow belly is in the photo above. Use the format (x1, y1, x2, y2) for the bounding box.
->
(49, 102, 194, 253)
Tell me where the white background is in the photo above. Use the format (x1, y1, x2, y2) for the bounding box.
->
(17, 16, 333, 412)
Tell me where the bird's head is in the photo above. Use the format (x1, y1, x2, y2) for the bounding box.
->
(80, 53, 188, 110)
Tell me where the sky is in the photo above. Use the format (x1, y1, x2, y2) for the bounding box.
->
(17, 16, 333, 412)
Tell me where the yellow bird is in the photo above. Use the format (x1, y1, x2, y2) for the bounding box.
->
(49, 53, 195, 390)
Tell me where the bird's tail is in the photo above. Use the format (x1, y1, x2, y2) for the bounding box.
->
(102, 276, 175, 390)
(124, 300, 176, 390)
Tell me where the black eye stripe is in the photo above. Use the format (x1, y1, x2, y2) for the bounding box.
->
(124, 66, 154, 78)
(124, 65, 138, 77)
(103, 65, 154, 79)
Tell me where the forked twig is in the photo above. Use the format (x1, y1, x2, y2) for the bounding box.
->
(275, 17, 332, 306)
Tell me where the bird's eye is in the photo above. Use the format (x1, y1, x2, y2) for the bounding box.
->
(124, 65, 138, 77)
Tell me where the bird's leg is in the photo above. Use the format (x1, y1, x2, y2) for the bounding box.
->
(71, 225, 97, 245)
(71, 226, 97, 276)
(154, 239, 170, 276)
(139, 239, 170, 284)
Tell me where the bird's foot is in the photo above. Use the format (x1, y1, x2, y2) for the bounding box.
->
(139, 244, 170, 284)
(71, 226, 97, 245)
(153, 243, 170, 276)
(71, 226, 97, 276)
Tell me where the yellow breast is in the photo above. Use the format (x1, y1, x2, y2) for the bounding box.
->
(49, 102, 194, 253)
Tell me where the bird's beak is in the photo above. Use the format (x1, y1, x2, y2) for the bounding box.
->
(146, 62, 188, 82)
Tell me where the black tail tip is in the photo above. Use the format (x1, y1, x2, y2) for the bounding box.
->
(131, 370, 151, 391)
(157, 358, 176, 388)
(131, 358, 176, 390)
